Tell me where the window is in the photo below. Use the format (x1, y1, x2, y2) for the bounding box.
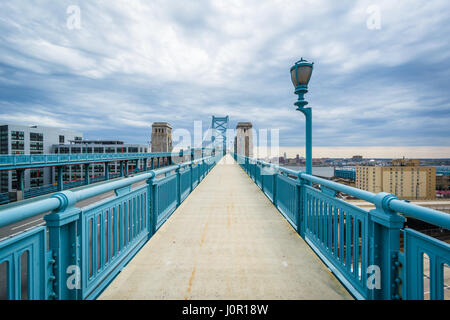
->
(11, 141, 24, 151)
(30, 142, 43, 153)
(59, 135, 65, 144)
(30, 132, 43, 142)
(11, 131, 24, 141)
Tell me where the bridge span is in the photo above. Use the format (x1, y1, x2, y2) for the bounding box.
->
(100, 154, 351, 299)
(0, 152, 449, 300)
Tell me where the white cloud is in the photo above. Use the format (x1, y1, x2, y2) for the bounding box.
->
(0, 0, 449, 155)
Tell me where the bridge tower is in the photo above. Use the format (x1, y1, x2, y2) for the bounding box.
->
(211, 116, 229, 156)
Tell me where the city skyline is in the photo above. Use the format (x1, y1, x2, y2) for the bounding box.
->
(0, 1, 449, 157)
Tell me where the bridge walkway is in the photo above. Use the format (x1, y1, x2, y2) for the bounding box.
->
(99, 154, 352, 299)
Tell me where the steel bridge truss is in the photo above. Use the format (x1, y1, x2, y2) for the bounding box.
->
(211, 116, 229, 156)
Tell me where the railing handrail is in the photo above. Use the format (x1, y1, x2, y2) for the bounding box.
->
(236, 154, 450, 230)
(0, 156, 214, 228)
(0, 149, 214, 167)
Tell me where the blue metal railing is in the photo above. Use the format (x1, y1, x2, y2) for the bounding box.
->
(17, 164, 174, 201)
(233, 153, 450, 300)
(436, 167, 450, 176)
(0, 154, 219, 300)
(334, 167, 356, 180)
(0, 193, 9, 205)
(0, 148, 212, 171)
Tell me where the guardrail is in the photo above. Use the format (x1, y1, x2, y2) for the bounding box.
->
(0, 148, 212, 171)
(233, 153, 450, 300)
(0, 154, 219, 300)
(334, 167, 356, 180)
(0, 193, 9, 205)
(437, 167, 450, 176)
(23, 174, 123, 199)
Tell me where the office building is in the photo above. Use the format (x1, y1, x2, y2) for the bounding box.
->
(0, 124, 82, 193)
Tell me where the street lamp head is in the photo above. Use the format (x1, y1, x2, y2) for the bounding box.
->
(290, 58, 314, 87)
(290, 57, 314, 108)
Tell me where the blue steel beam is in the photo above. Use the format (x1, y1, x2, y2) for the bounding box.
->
(0, 152, 178, 171)
(211, 116, 229, 155)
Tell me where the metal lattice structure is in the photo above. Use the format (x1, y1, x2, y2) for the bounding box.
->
(211, 116, 229, 156)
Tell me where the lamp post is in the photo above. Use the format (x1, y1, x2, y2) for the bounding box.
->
(290, 58, 314, 175)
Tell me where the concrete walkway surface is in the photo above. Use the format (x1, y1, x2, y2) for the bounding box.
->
(99, 154, 352, 300)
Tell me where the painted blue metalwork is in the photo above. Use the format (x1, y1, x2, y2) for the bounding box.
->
(436, 167, 450, 176)
(334, 167, 356, 180)
(0, 152, 177, 171)
(401, 228, 450, 300)
(9, 152, 195, 202)
(80, 184, 149, 299)
(0, 192, 10, 205)
(233, 152, 450, 300)
(276, 174, 299, 229)
(0, 226, 48, 299)
(291, 58, 314, 175)
(0, 155, 218, 300)
(211, 116, 229, 156)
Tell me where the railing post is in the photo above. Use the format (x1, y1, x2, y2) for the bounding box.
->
(273, 171, 278, 207)
(260, 164, 264, 192)
(176, 165, 182, 206)
(124, 160, 129, 177)
(368, 192, 405, 300)
(119, 161, 124, 177)
(190, 162, 193, 192)
(57, 166, 64, 191)
(147, 172, 157, 238)
(144, 158, 148, 171)
(252, 160, 256, 181)
(297, 173, 306, 238)
(15, 169, 25, 201)
(84, 164, 90, 185)
(44, 191, 81, 300)
(104, 162, 109, 181)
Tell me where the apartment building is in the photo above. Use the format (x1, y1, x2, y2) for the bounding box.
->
(356, 160, 436, 200)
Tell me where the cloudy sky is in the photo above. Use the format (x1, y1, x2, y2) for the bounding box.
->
(0, 1, 449, 157)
